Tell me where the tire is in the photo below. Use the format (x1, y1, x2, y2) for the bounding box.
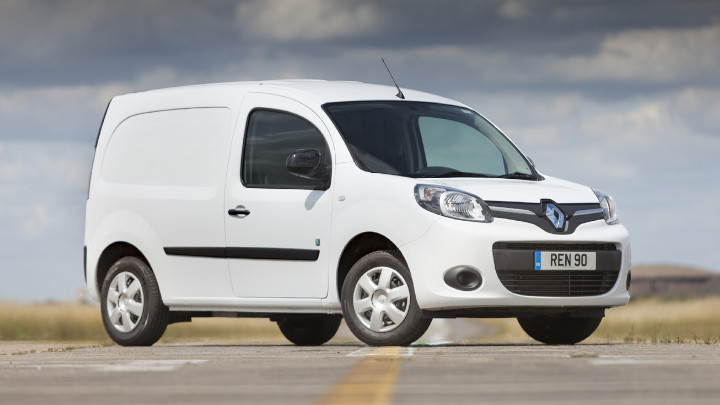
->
(100, 256, 169, 346)
(341, 250, 431, 346)
(277, 315, 342, 346)
(517, 314, 602, 345)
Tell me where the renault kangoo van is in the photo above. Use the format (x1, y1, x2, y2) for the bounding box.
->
(85, 80, 630, 346)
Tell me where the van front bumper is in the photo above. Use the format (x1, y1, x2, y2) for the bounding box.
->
(400, 217, 631, 313)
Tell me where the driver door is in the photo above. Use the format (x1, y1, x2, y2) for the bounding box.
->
(224, 93, 334, 298)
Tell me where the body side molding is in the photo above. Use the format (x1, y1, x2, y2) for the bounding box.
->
(164, 247, 320, 261)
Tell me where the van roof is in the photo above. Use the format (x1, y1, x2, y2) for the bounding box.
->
(124, 80, 465, 107)
(102, 81, 470, 138)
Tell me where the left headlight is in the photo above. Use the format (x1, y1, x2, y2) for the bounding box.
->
(415, 184, 493, 223)
(593, 189, 620, 225)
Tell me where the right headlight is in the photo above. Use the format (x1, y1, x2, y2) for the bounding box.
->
(415, 184, 493, 223)
(593, 189, 619, 225)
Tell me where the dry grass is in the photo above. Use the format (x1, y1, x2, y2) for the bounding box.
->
(0, 302, 282, 343)
(0, 302, 108, 342)
(593, 296, 720, 344)
(475, 296, 720, 344)
(2, 297, 720, 344)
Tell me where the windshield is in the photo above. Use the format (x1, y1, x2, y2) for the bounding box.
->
(323, 101, 536, 179)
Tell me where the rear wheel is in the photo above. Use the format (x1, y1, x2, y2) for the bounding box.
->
(100, 257, 169, 346)
(341, 250, 431, 346)
(517, 314, 602, 345)
(277, 315, 342, 345)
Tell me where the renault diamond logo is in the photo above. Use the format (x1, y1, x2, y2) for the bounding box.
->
(545, 203, 565, 231)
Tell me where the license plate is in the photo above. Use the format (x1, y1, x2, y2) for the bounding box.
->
(534, 251, 596, 270)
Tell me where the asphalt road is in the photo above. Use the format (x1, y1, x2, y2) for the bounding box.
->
(2, 339, 720, 405)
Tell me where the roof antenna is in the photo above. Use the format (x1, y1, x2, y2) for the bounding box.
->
(381, 58, 405, 99)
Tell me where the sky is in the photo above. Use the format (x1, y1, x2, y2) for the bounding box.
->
(1, 0, 719, 301)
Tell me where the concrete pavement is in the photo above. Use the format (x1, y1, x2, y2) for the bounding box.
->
(1, 342, 719, 405)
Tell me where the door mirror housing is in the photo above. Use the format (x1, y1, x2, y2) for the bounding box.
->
(286, 148, 330, 188)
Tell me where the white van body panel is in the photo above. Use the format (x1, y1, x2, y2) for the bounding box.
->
(88, 106, 237, 302)
(323, 163, 440, 305)
(86, 80, 630, 318)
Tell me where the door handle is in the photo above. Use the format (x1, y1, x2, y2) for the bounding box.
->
(228, 206, 250, 216)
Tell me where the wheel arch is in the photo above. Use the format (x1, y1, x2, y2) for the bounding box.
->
(96, 242, 151, 293)
(336, 232, 406, 299)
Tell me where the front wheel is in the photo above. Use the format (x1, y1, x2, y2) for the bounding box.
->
(517, 314, 602, 345)
(277, 315, 342, 346)
(100, 257, 169, 346)
(341, 250, 431, 346)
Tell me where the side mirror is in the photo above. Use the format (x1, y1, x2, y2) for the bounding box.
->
(286, 148, 330, 187)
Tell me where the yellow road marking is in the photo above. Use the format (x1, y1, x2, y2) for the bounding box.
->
(312, 346, 403, 405)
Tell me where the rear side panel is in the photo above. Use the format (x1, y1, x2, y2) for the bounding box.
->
(86, 106, 236, 301)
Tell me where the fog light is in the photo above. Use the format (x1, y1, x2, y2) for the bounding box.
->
(444, 266, 482, 291)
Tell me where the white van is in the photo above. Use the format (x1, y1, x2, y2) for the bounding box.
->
(85, 80, 630, 346)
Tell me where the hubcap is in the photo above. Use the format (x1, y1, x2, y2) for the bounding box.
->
(353, 266, 410, 333)
(106, 271, 144, 333)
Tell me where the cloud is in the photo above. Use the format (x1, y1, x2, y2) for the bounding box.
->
(0, 141, 91, 189)
(0, 0, 717, 97)
(0, 85, 119, 115)
(671, 88, 720, 136)
(319, 22, 720, 93)
(235, 0, 385, 41)
(0, 140, 90, 239)
(0, 0, 240, 87)
(0, 67, 217, 141)
(0, 84, 124, 141)
(552, 23, 720, 83)
(16, 204, 66, 238)
(580, 101, 680, 147)
(0, 0, 232, 56)
(498, 0, 531, 20)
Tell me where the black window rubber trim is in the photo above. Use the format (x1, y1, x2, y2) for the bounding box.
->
(164, 247, 320, 261)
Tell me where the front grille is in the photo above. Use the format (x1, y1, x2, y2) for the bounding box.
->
(493, 242, 621, 297)
(497, 270, 619, 297)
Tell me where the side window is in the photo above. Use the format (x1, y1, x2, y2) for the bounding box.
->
(242, 110, 331, 189)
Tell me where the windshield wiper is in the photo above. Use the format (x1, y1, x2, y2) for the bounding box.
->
(496, 172, 538, 180)
(413, 170, 492, 178)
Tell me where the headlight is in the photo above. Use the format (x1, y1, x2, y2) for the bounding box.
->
(415, 185, 493, 222)
(593, 189, 619, 225)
